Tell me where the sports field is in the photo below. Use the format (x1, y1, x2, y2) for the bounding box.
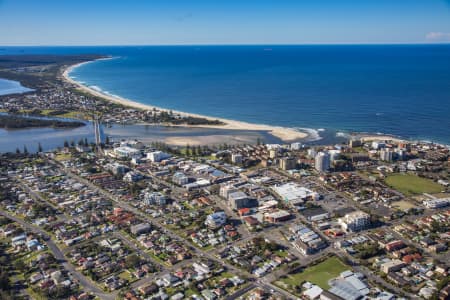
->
(276, 256, 349, 289)
(385, 174, 442, 195)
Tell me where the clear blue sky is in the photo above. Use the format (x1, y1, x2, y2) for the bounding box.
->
(1, 0, 450, 45)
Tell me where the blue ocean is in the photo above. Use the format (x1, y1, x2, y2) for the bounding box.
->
(2, 45, 450, 143)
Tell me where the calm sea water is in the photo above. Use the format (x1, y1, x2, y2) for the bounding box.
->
(0, 121, 96, 153)
(0, 113, 96, 153)
(2, 45, 450, 144)
(0, 78, 34, 96)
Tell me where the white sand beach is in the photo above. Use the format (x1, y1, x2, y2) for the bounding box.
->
(359, 135, 406, 143)
(62, 59, 307, 142)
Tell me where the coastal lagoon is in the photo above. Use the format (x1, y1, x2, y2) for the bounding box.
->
(0, 78, 34, 96)
(0, 119, 348, 153)
(0, 122, 278, 153)
(0, 123, 96, 153)
(0, 123, 266, 153)
(0, 113, 96, 153)
(105, 124, 347, 146)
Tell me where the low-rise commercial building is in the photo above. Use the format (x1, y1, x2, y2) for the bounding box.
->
(271, 182, 320, 205)
(228, 191, 257, 210)
(380, 259, 406, 274)
(265, 210, 291, 223)
(172, 172, 189, 185)
(423, 198, 449, 209)
(114, 146, 141, 159)
(131, 223, 152, 235)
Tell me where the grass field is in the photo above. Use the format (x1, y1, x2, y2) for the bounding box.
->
(276, 256, 349, 290)
(118, 270, 136, 283)
(55, 153, 72, 161)
(385, 174, 442, 195)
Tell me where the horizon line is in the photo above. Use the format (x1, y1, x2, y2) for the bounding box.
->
(1, 42, 450, 47)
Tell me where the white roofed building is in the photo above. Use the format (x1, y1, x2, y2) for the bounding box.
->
(339, 211, 371, 232)
(147, 151, 171, 162)
(114, 146, 141, 159)
(271, 182, 320, 205)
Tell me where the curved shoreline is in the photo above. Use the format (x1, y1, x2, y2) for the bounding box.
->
(0, 78, 35, 96)
(62, 58, 308, 142)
